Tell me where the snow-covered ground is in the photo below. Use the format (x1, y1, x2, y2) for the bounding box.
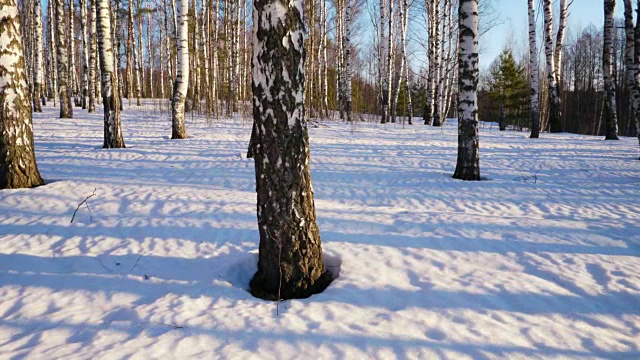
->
(1, 102, 639, 359)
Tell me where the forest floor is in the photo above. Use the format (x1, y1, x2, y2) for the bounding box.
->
(1, 101, 639, 359)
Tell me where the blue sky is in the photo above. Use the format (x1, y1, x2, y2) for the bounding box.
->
(481, 0, 626, 69)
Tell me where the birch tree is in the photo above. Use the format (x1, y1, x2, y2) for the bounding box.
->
(624, 0, 637, 134)
(452, 0, 480, 181)
(56, 0, 73, 118)
(33, 0, 44, 112)
(249, 0, 332, 300)
(543, 0, 559, 132)
(0, 0, 45, 189)
(603, 0, 619, 140)
(80, 0, 89, 109)
(97, 0, 126, 148)
(88, 0, 97, 112)
(634, 0, 640, 155)
(171, 0, 188, 139)
(344, 0, 352, 121)
(528, 0, 540, 138)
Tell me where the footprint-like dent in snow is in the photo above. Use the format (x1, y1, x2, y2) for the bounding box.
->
(425, 329, 447, 341)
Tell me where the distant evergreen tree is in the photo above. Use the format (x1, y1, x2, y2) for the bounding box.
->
(488, 50, 529, 131)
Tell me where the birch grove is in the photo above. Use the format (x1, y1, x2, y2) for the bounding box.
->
(7, 0, 640, 150)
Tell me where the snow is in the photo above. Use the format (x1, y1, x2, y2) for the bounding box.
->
(1, 102, 640, 358)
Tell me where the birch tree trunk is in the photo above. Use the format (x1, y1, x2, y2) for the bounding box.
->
(69, 0, 79, 106)
(249, 0, 332, 300)
(528, 0, 540, 138)
(543, 0, 560, 132)
(171, 0, 188, 139)
(400, 0, 412, 124)
(624, 0, 637, 136)
(452, 0, 480, 181)
(33, 0, 44, 112)
(603, 0, 620, 140)
(0, 0, 45, 189)
(97, 0, 126, 148)
(379, 0, 388, 123)
(344, 0, 352, 121)
(634, 0, 640, 155)
(49, 1, 57, 107)
(126, 0, 134, 103)
(147, 12, 153, 99)
(385, 0, 394, 122)
(56, 0, 73, 118)
(80, 0, 89, 109)
(554, 0, 568, 91)
(432, 0, 443, 126)
(88, 0, 97, 112)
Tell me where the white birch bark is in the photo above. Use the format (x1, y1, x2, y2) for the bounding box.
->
(56, 0, 73, 117)
(379, 0, 388, 123)
(147, 11, 153, 98)
(49, 1, 58, 107)
(385, 0, 394, 122)
(528, 0, 540, 138)
(80, 0, 89, 109)
(543, 0, 560, 132)
(96, 0, 125, 148)
(0, 0, 44, 189)
(136, 0, 144, 105)
(69, 0, 79, 105)
(33, 0, 44, 112)
(201, 0, 210, 107)
(554, 0, 568, 88)
(634, 0, 640, 154)
(344, 0, 352, 121)
(603, 0, 620, 140)
(452, 0, 480, 181)
(624, 0, 637, 135)
(250, 0, 331, 300)
(401, 0, 412, 124)
(88, 0, 97, 111)
(171, 0, 189, 139)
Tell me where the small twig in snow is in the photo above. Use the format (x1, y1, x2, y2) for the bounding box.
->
(95, 258, 114, 274)
(71, 188, 97, 223)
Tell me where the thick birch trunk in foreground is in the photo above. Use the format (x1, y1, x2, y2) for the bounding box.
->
(250, 0, 332, 300)
(33, 0, 44, 112)
(603, 0, 620, 140)
(171, 0, 188, 139)
(543, 0, 559, 132)
(528, 0, 540, 138)
(97, 0, 125, 148)
(56, 0, 73, 118)
(452, 0, 480, 181)
(0, 0, 44, 189)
